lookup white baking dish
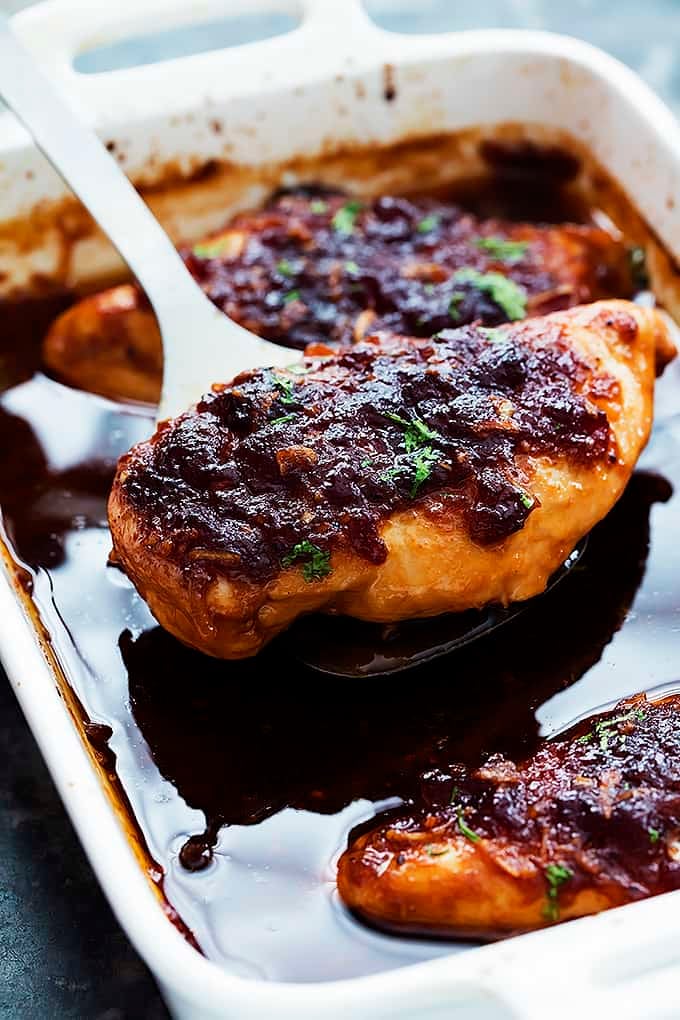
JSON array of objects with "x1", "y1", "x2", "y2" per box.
[{"x1": 3, "y1": 2, "x2": 680, "y2": 1018}]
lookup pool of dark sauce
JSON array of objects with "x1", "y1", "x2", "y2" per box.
[{"x1": 2, "y1": 168, "x2": 680, "y2": 983}]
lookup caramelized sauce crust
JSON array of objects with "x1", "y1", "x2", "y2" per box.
[
  {"x1": 118, "y1": 320, "x2": 614, "y2": 584},
  {"x1": 358, "y1": 693, "x2": 680, "y2": 905}
]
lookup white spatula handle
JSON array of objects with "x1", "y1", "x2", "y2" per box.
[{"x1": 0, "y1": 13, "x2": 203, "y2": 332}]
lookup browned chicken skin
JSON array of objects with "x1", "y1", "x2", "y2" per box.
[
  {"x1": 108, "y1": 301, "x2": 673, "y2": 659},
  {"x1": 338, "y1": 693, "x2": 680, "y2": 938},
  {"x1": 44, "y1": 190, "x2": 635, "y2": 403}
]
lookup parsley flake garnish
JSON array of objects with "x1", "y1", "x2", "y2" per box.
[
  {"x1": 417, "y1": 214, "x2": 440, "y2": 234},
  {"x1": 310, "y1": 199, "x2": 328, "y2": 214},
  {"x1": 519, "y1": 491, "x2": 535, "y2": 510},
  {"x1": 384, "y1": 412, "x2": 441, "y2": 497},
  {"x1": 479, "y1": 326, "x2": 506, "y2": 343},
  {"x1": 283, "y1": 289, "x2": 301, "y2": 304},
  {"x1": 272, "y1": 374, "x2": 297, "y2": 405},
  {"x1": 476, "y1": 236, "x2": 529, "y2": 263},
  {"x1": 277, "y1": 259, "x2": 294, "y2": 277},
  {"x1": 281, "y1": 540, "x2": 331, "y2": 582},
  {"x1": 452, "y1": 267, "x2": 527, "y2": 321},
  {"x1": 410, "y1": 447, "x2": 439, "y2": 497},
  {"x1": 543, "y1": 863, "x2": 572, "y2": 922},
  {"x1": 593, "y1": 709, "x2": 645, "y2": 751},
  {"x1": 344, "y1": 260, "x2": 360, "y2": 275},
  {"x1": 457, "y1": 809, "x2": 480, "y2": 844},
  {"x1": 192, "y1": 237, "x2": 231, "y2": 259},
  {"x1": 385, "y1": 412, "x2": 439, "y2": 453},
  {"x1": 449, "y1": 290, "x2": 465, "y2": 322},
  {"x1": 271, "y1": 413, "x2": 297, "y2": 426},
  {"x1": 649, "y1": 827, "x2": 661, "y2": 844},
  {"x1": 332, "y1": 200, "x2": 363, "y2": 234}
]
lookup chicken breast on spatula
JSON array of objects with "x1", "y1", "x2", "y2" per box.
[{"x1": 108, "y1": 300, "x2": 674, "y2": 659}]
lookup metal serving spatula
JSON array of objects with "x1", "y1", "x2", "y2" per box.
[
  {"x1": 0, "y1": 16, "x2": 588, "y2": 678},
  {"x1": 0, "y1": 15, "x2": 297, "y2": 422},
  {"x1": 286, "y1": 541, "x2": 587, "y2": 677}
]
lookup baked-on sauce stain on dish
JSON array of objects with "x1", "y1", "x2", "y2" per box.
[{"x1": 1, "y1": 174, "x2": 680, "y2": 980}]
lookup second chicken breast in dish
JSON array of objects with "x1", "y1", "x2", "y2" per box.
[
  {"x1": 337, "y1": 693, "x2": 680, "y2": 937},
  {"x1": 108, "y1": 300, "x2": 674, "y2": 659},
  {"x1": 44, "y1": 190, "x2": 635, "y2": 403}
]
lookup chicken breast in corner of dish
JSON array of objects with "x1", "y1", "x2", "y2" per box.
[
  {"x1": 108, "y1": 300, "x2": 675, "y2": 659},
  {"x1": 337, "y1": 693, "x2": 680, "y2": 938}
]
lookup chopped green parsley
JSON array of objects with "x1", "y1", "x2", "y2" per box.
[
  {"x1": 649, "y1": 827, "x2": 661, "y2": 844},
  {"x1": 457, "y1": 810, "x2": 480, "y2": 844},
  {"x1": 543, "y1": 863, "x2": 573, "y2": 922},
  {"x1": 417, "y1": 214, "x2": 440, "y2": 234},
  {"x1": 476, "y1": 236, "x2": 529, "y2": 263},
  {"x1": 452, "y1": 267, "x2": 527, "y2": 321},
  {"x1": 192, "y1": 237, "x2": 231, "y2": 259},
  {"x1": 277, "y1": 259, "x2": 295, "y2": 277},
  {"x1": 283, "y1": 289, "x2": 301, "y2": 304},
  {"x1": 272, "y1": 374, "x2": 297, "y2": 405},
  {"x1": 310, "y1": 199, "x2": 328, "y2": 214},
  {"x1": 448, "y1": 290, "x2": 465, "y2": 321},
  {"x1": 410, "y1": 447, "x2": 439, "y2": 497},
  {"x1": 384, "y1": 412, "x2": 441, "y2": 497},
  {"x1": 332, "y1": 200, "x2": 363, "y2": 234},
  {"x1": 271, "y1": 413, "x2": 297, "y2": 426},
  {"x1": 281, "y1": 540, "x2": 331, "y2": 582},
  {"x1": 385, "y1": 411, "x2": 439, "y2": 453},
  {"x1": 519, "y1": 491, "x2": 535, "y2": 510},
  {"x1": 344, "y1": 260, "x2": 360, "y2": 275},
  {"x1": 285, "y1": 362, "x2": 311, "y2": 375},
  {"x1": 576, "y1": 708, "x2": 645, "y2": 750},
  {"x1": 479, "y1": 327, "x2": 507, "y2": 343}
]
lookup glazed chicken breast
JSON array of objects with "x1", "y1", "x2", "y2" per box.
[
  {"x1": 45, "y1": 190, "x2": 635, "y2": 402},
  {"x1": 337, "y1": 693, "x2": 680, "y2": 937},
  {"x1": 108, "y1": 300, "x2": 673, "y2": 659}
]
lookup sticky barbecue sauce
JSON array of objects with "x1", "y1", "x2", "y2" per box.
[
  {"x1": 1, "y1": 178, "x2": 679, "y2": 983},
  {"x1": 117, "y1": 321, "x2": 614, "y2": 585}
]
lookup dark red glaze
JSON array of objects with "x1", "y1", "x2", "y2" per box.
[
  {"x1": 117, "y1": 321, "x2": 613, "y2": 584},
  {"x1": 371, "y1": 692, "x2": 680, "y2": 903},
  {"x1": 2, "y1": 166, "x2": 678, "y2": 977},
  {"x1": 181, "y1": 190, "x2": 633, "y2": 349}
]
